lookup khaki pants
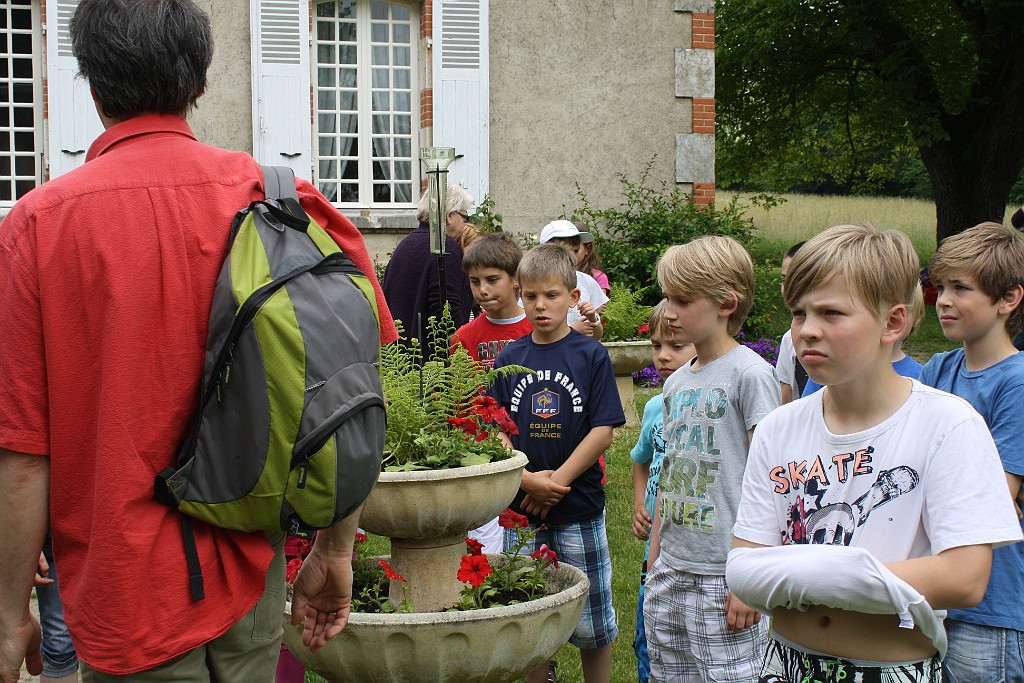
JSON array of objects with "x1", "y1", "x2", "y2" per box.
[{"x1": 82, "y1": 532, "x2": 286, "y2": 683}]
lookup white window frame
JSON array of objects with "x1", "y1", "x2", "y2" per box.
[
  {"x1": 0, "y1": 0, "x2": 42, "y2": 209},
  {"x1": 312, "y1": 0, "x2": 419, "y2": 210}
]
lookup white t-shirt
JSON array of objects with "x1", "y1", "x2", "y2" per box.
[
  {"x1": 734, "y1": 380, "x2": 1022, "y2": 561},
  {"x1": 776, "y1": 329, "x2": 797, "y2": 387},
  {"x1": 566, "y1": 271, "x2": 610, "y2": 326}
]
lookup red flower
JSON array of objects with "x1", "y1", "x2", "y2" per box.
[
  {"x1": 448, "y1": 415, "x2": 479, "y2": 436},
  {"x1": 637, "y1": 324, "x2": 650, "y2": 335},
  {"x1": 378, "y1": 559, "x2": 406, "y2": 582},
  {"x1": 285, "y1": 557, "x2": 303, "y2": 584},
  {"x1": 475, "y1": 429, "x2": 489, "y2": 442},
  {"x1": 498, "y1": 508, "x2": 530, "y2": 529},
  {"x1": 530, "y1": 543, "x2": 559, "y2": 569},
  {"x1": 457, "y1": 554, "x2": 493, "y2": 587},
  {"x1": 354, "y1": 532, "x2": 367, "y2": 544},
  {"x1": 464, "y1": 537, "x2": 485, "y2": 556}
]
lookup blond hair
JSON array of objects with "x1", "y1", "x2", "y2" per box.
[
  {"x1": 647, "y1": 300, "x2": 672, "y2": 339},
  {"x1": 657, "y1": 235, "x2": 755, "y2": 336},
  {"x1": 784, "y1": 223, "x2": 919, "y2": 324},
  {"x1": 929, "y1": 222, "x2": 1024, "y2": 337},
  {"x1": 518, "y1": 243, "x2": 577, "y2": 292},
  {"x1": 906, "y1": 282, "x2": 925, "y2": 337}
]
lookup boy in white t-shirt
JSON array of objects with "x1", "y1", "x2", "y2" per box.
[
  {"x1": 538, "y1": 220, "x2": 609, "y2": 340},
  {"x1": 727, "y1": 223, "x2": 1022, "y2": 682}
]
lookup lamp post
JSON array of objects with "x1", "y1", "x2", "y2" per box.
[{"x1": 420, "y1": 147, "x2": 456, "y2": 314}]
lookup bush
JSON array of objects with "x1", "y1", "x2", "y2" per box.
[{"x1": 565, "y1": 157, "x2": 781, "y2": 340}]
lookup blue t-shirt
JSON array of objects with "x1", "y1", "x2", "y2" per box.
[
  {"x1": 802, "y1": 354, "x2": 923, "y2": 397},
  {"x1": 490, "y1": 330, "x2": 626, "y2": 525},
  {"x1": 920, "y1": 348, "x2": 1024, "y2": 630},
  {"x1": 630, "y1": 393, "x2": 665, "y2": 558}
]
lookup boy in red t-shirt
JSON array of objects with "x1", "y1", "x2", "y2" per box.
[{"x1": 453, "y1": 232, "x2": 534, "y2": 369}]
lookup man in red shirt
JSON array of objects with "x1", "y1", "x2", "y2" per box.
[{"x1": 0, "y1": 1, "x2": 396, "y2": 681}]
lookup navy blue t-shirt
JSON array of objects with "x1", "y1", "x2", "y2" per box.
[{"x1": 490, "y1": 330, "x2": 626, "y2": 524}]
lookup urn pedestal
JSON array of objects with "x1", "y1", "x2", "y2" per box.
[{"x1": 602, "y1": 340, "x2": 652, "y2": 428}]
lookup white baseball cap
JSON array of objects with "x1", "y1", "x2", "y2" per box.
[{"x1": 538, "y1": 219, "x2": 593, "y2": 244}]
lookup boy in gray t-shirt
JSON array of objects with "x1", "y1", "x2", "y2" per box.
[{"x1": 646, "y1": 236, "x2": 780, "y2": 683}]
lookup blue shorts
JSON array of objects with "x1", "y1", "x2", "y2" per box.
[
  {"x1": 38, "y1": 535, "x2": 79, "y2": 678},
  {"x1": 504, "y1": 512, "x2": 617, "y2": 649}
]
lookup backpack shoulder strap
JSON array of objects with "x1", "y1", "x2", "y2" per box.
[{"x1": 259, "y1": 165, "x2": 308, "y2": 228}]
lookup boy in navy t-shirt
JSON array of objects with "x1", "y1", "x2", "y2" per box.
[{"x1": 490, "y1": 243, "x2": 625, "y2": 683}]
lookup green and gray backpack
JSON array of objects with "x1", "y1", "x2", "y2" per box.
[{"x1": 156, "y1": 166, "x2": 384, "y2": 601}]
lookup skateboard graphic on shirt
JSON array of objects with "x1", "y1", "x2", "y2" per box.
[{"x1": 805, "y1": 466, "x2": 920, "y2": 546}]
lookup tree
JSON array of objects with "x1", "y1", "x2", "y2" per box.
[{"x1": 717, "y1": 0, "x2": 1024, "y2": 242}]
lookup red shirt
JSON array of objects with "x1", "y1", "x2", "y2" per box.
[
  {"x1": 453, "y1": 314, "x2": 534, "y2": 368},
  {"x1": 0, "y1": 115, "x2": 396, "y2": 673}
]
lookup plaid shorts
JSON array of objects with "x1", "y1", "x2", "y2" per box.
[
  {"x1": 643, "y1": 560, "x2": 767, "y2": 683},
  {"x1": 504, "y1": 511, "x2": 617, "y2": 649},
  {"x1": 759, "y1": 634, "x2": 941, "y2": 683}
]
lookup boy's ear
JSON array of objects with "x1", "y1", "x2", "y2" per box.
[
  {"x1": 718, "y1": 292, "x2": 739, "y2": 319},
  {"x1": 999, "y1": 283, "x2": 1024, "y2": 316},
  {"x1": 881, "y1": 303, "x2": 910, "y2": 345},
  {"x1": 570, "y1": 288, "x2": 581, "y2": 307}
]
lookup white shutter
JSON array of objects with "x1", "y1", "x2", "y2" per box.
[
  {"x1": 46, "y1": 0, "x2": 103, "y2": 179},
  {"x1": 251, "y1": 0, "x2": 312, "y2": 178},
  {"x1": 432, "y1": 0, "x2": 488, "y2": 203}
]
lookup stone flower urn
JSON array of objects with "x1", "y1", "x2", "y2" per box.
[
  {"x1": 283, "y1": 558, "x2": 588, "y2": 682},
  {"x1": 282, "y1": 451, "x2": 592, "y2": 682},
  {"x1": 602, "y1": 340, "x2": 652, "y2": 428}
]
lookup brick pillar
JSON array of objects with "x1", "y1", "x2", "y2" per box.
[{"x1": 692, "y1": 11, "x2": 714, "y2": 206}]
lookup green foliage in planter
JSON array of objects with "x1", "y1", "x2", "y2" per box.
[
  {"x1": 380, "y1": 308, "x2": 529, "y2": 471},
  {"x1": 600, "y1": 286, "x2": 653, "y2": 342}
]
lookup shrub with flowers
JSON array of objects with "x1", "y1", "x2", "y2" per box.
[
  {"x1": 737, "y1": 331, "x2": 781, "y2": 366},
  {"x1": 455, "y1": 509, "x2": 559, "y2": 610},
  {"x1": 601, "y1": 286, "x2": 654, "y2": 342},
  {"x1": 381, "y1": 308, "x2": 528, "y2": 471}
]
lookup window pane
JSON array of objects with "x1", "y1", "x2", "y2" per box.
[
  {"x1": 372, "y1": 68, "x2": 389, "y2": 88},
  {"x1": 317, "y1": 90, "x2": 336, "y2": 110},
  {"x1": 394, "y1": 92, "x2": 410, "y2": 112},
  {"x1": 392, "y1": 3, "x2": 410, "y2": 21},
  {"x1": 317, "y1": 20, "x2": 335, "y2": 41},
  {"x1": 372, "y1": 114, "x2": 390, "y2": 134},
  {"x1": 395, "y1": 183, "x2": 412, "y2": 203},
  {"x1": 393, "y1": 46, "x2": 410, "y2": 67},
  {"x1": 394, "y1": 68, "x2": 410, "y2": 89},
  {"x1": 338, "y1": 90, "x2": 356, "y2": 111},
  {"x1": 394, "y1": 138, "x2": 411, "y2": 158},
  {"x1": 395, "y1": 160, "x2": 411, "y2": 180},
  {"x1": 393, "y1": 24, "x2": 410, "y2": 44},
  {"x1": 339, "y1": 22, "x2": 357, "y2": 41},
  {"x1": 338, "y1": 183, "x2": 358, "y2": 202},
  {"x1": 371, "y1": 1, "x2": 388, "y2": 20},
  {"x1": 317, "y1": 44, "x2": 336, "y2": 63},
  {"x1": 316, "y1": 2, "x2": 335, "y2": 18},
  {"x1": 338, "y1": 0, "x2": 356, "y2": 19},
  {"x1": 371, "y1": 92, "x2": 389, "y2": 111},
  {"x1": 317, "y1": 113, "x2": 337, "y2": 134},
  {"x1": 339, "y1": 45, "x2": 356, "y2": 64},
  {"x1": 338, "y1": 114, "x2": 358, "y2": 134},
  {"x1": 373, "y1": 183, "x2": 391, "y2": 202},
  {"x1": 339, "y1": 68, "x2": 356, "y2": 87},
  {"x1": 371, "y1": 137, "x2": 390, "y2": 157},
  {"x1": 394, "y1": 115, "x2": 411, "y2": 135},
  {"x1": 318, "y1": 67, "x2": 337, "y2": 87},
  {"x1": 371, "y1": 22, "x2": 387, "y2": 43},
  {"x1": 371, "y1": 45, "x2": 388, "y2": 65}
]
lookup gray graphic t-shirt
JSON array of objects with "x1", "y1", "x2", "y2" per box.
[{"x1": 657, "y1": 344, "x2": 779, "y2": 574}]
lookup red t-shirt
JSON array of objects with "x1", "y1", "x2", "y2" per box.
[
  {"x1": 453, "y1": 314, "x2": 534, "y2": 368},
  {"x1": 0, "y1": 115, "x2": 396, "y2": 673}
]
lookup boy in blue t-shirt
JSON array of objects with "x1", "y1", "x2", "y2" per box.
[
  {"x1": 918, "y1": 222, "x2": 1024, "y2": 682},
  {"x1": 630, "y1": 299, "x2": 695, "y2": 683},
  {"x1": 490, "y1": 243, "x2": 626, "y2": 683}
]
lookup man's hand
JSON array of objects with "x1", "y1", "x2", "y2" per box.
[
  {"x1": 289, "y1": 547, "x2": 354, "y2": 652},
  {"x1": 0, "y1": 612, "x2": 41, "y2": 683},
  {"x1": 632, "y1": 506, "x2": 652, "y2": 541},
  {"x1": 725, "y1": 591, "x2": 761, "y2": 632}
]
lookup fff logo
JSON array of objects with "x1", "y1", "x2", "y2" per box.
[{"x1": 531, "y1": 390, "x2": 560, "y2": 419}]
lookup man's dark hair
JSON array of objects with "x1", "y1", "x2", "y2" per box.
[{"x1": 71, "y1": 0, "x2": 213, "y2": 119}]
